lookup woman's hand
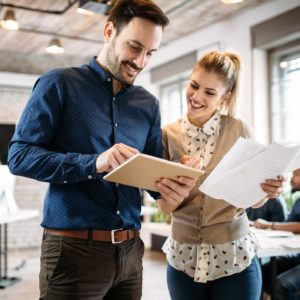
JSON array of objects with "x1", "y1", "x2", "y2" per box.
[
  {"x1": 180, "y1": 155, "x2": 202, "y2": 169},
  {"x1": 156, "y1": 176, "x2": 197, "y2": 208},
  {"x1": 252, "y1": 176, "x2": 285, "y2": 208},
  {"x1": 260, "y1": 175, "x2": 285, "y2": 199}
]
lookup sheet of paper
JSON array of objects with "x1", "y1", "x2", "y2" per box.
[
  {"x1": 286, "y1": 151, "x2": 300, "y2": 172},
  {"x1": 251, "y1": 228, "x2": 294, "y2": 238},
  {"x1": 200, "y1": 138, "x2": 300, "y2": 208}
]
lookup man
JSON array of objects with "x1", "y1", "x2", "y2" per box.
[
  {"x1": 246, "y1": 197, "x2": 286, "y2": 223},
  {"x1": 253, "y1": 168, "x2": 300, "y2": 300},
  {"x1": 7, "y1": 1, "x2": 195, "y2": 299}
]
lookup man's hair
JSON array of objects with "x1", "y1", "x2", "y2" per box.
[{"x1": 108, "y1": 0, "x2": 169, "y2": 34}]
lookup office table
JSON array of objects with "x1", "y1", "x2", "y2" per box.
[{"x1": 0, "y1": 209, "x2": 39, "y2": 289}]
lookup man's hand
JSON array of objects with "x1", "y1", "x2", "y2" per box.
[
  {"x1": 96, "y1": 143, "x2": 138, "y2": 173},
  {"x1": 253, "y1": 218, "x2": 271, "y2": 230},
  {"x1": 156, "y1": 176, "x2": 197, "y2": 207}
]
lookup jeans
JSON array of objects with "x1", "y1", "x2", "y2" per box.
[
  {"x1": 39, "y1": 233, "x2": 144, "y2": 300},
  {"x1": 277, "y1": 264, "x2": 300, "y2": 300},
  {"x1": 167, "y1": 256, "x2": 262, "y2": 300}
]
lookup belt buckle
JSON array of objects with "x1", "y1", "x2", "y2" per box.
[{"x1": 111, "y1": 228, "x2": 123, "y2": 244}]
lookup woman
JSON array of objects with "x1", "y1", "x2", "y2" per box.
[{"x1": 155, "y1": 51, "x2": 284, "y2": 300}]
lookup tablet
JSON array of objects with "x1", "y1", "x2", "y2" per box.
[{"x1": 103, "y1": 153, "x2": 203, "y2": 192}]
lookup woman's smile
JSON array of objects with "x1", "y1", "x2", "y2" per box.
[{"x1": 189, "y1": 98, "x2": 205, "y2": 110}]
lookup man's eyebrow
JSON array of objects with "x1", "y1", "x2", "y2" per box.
[{"x1": 129, "y1": 40, "x2": 158, "y2": 52}]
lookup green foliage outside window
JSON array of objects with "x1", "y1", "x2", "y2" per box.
[
  {"x1": 281, "y1": 190, "x2": 300, "y2": 213},
  {"x1": 150, "y1": 201, "x2": 172, "y2": 224}
]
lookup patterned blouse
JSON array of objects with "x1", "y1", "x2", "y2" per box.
[{"x1": 162, "y1": 111, "x2": 258, "y2": 283}]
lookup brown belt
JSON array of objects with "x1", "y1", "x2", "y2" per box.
[{"x1": 44, "y1": 228, "x2": 139, "y2": 244}]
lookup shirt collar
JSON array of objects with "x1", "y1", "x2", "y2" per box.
[
  {"x1": 88, "y1": 57, "x2": 111, "y2": 84},
  {"x1": 88, "y1": 57, "x2": 134, "y2": 92},
  {"x1": 184, "y1": 110, "x2": 221, "y2": 137}
]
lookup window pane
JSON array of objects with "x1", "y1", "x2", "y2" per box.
[
  {"x1": 160, "y1": 78, "x2": 188, "y2": 126},
  {"x1": 271, "y1": 52, "x2": 300, "y2": 145}
]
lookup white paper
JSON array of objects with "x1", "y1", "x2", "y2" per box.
[
  {"x1": 251, "y1": 228, "x2": 294, "y2": 238},
  {"x1": 200, "y1": 138, "x2": 300, "y2": 208}
]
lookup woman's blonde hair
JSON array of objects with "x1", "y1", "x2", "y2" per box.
[{"x1": 194, "y1": 50, "x2": 241, "y2": 117}]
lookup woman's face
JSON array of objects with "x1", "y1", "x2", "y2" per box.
[{"x1": 186, "y1": 67, "x2": 229, "y2": 127}]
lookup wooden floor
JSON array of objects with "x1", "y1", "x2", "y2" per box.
[{"x1": 0, "y1": 247, "x2": 170, "y2": 300}]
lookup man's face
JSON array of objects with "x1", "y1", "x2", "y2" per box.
[
  {"x1": 291, "y1": 168, "x2": 300, "y2": 192},
  {"x1": 104, "y1": 17, "x2": 163, "y2": 85}
]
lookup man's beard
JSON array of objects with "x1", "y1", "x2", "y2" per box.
[
  {"x1": 292, "y1": 188, "x2": 300, "y2": 194},
  {"x1": 105, "y1": 43, "x2": 141, "y2": 85}
]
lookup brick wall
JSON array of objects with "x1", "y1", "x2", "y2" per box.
[
  {"x1": 0, "y1": 84, "x2": 47, "y2": 249},
  {"x1": 0, "y1": 54, "x2": 88, "y2": 249},
  {"x1": 8, "y1": 177, "x2": 47, "y2": 249}
]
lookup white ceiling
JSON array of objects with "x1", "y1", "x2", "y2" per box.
[{"x1": 0, "y1": 0, "x2": 274, "y2": 58}]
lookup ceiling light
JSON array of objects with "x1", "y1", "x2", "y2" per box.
[
  {"x1": 280, "y1": 61, "x2": 288, "y2": 69},
  {"x1": 46, "y1": 38, "x2": 64, "y2": 54},
  {"x1": 77, "y1": 0, "x2": 112, "y2": 15},
  {"x1": 0, "y1": 9, "x2": 19, "y2": 31},
  {"x1": 220, "y1": 0, "x2": 244, "y2": 4}
]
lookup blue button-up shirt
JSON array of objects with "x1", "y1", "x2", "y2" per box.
[{"x1": 8, "y1": 57, "x2": 162, "y2": 230}]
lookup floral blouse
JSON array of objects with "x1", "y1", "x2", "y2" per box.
[{"x1": 162, "y1": 111, "x2": 259, "y2": 283}]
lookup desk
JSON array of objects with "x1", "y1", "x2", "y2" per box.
[
  {"x1": 255, "y1": 229, "x2": 300, "y2": 300},
  {"x1": 0, "y1": 209, "x2": 39, "y2": 289}
]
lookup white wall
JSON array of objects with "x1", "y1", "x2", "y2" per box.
[
  {"x1": 0, "y1": 72, "x2": 38, "y2": 88},
  {"x1": 136, "y1": 0, "x2": 300, "y2": 141}
]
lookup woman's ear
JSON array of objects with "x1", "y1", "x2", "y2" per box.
[
  {"x1": 103, "y1": 21, "x2": 115, "y2": 42},
  {"x1": 224, "y1": 91, "x2": 231, "y2": 102}
]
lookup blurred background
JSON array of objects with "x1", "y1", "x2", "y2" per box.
[{"x1": 0, "y1": 0, "x2": 300, "y2": 299}]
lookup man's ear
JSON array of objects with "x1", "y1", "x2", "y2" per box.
[{"x1": 103, "y1": 21, "x2": 115, "y2": 42}]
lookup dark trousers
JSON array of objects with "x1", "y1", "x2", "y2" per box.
[
  {"x1": 39, "y1": 233, "x2": 144, "y2": 300},
  {"x1": 277, "y1": 264, "x2": 300, "y2": 300},
  {"x1": 167, "y1": 256, "x2": 262, "y2": 300},
  {"x1": 262, "y1": 254, "x2": 300, "y2": 300}
]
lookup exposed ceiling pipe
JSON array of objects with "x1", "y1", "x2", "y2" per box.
[
  {"x1": 19, "y1": 27, "x2": 102, "y2": 44},
  {"x1": 165, "y1": 0, "x2": 194, "y2": 15},
  {"x1": 0, "y1": 1, "x2": 102, "y2": 44},
  {"x1": 0, "y1": 0, "x2": 77, "y2": 15}
]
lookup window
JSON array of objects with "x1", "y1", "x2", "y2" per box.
[
  {"x1": 251, "y1": 6, "x2": 300, "y2": 145},
  {"x1": 270, "y1": 45, "x2": 300, "y2": 145},
  {"x1": 160, "y1": 78, "x2": 188, "y2": 126}
]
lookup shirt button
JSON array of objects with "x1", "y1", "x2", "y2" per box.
[
  {"x1": 115, "y1": 123, "x2": 118, "y2": 127},
  {"x1": 107, "y1": 77, "x2": 111, "y2": 82},
  {"x1": 115, "y1": 183, "x2": 119, "y2": 187},
  {"x1": 112, "y1": 97, "x2": 116, "y2": 101},
  {"x1": 63, "y1": 180, "x2": 68, "y2": 184},
  {"x1": 88, "y1": 175, "x2": 92, "y2": 179},
  {"x1": 116, "y1": 210, "x2": 120, "y2": 215}
]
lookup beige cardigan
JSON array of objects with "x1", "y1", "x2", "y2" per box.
[{"x1": 162, "y1": 115, "x2": 253, "y2": 245}]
